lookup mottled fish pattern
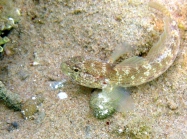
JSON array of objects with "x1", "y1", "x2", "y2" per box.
[{"x1": 61, "y1": 2, "x2": 180, "y2": 89}]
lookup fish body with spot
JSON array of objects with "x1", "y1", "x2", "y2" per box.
[{"x1": 61, "y1": 3, "x2": 180, "y2": 89}]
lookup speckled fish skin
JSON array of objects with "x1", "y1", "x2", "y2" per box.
[{"x1": 61, "y1": 3, "x2": 180, "y2": 89}]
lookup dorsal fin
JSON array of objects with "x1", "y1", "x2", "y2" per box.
[
  {"x1": 108, "y1": 42, "x2": 135, "y2": 63},
  {"x1": 115, "y1": 56, "x2": 146, "y2": 68},
  {"x1": 148, "y1": 2, "x2": 170, "y2": 17}
]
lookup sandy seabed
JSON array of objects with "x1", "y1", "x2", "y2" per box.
[{"x1": 0, "y1": 0, "x2": 187, "y2": 138}]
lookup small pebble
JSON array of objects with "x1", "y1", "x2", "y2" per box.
[
  {"x1": 49, "y1": 80, "x2": 66, "y2": 90},
  {"x1": 18, "y1": 70, "x2": 29, "y2": 80},
  {"x1": 57, "y1": 92, "x2": 68, "y2": 99},
  {"x1": 7, "y1": 121, "x2": 19, "y2": 132},
  {"x1": 167, "y1": 99, "x2": 178, "y2": 110}
]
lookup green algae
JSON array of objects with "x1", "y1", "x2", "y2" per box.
[
  {"x1": 0, "y1": 0, "x2": 20, "y2": 24},
  {"x1": 0, "y1": 37, "x2": 10, "y2": 52},
  {"x1": 0, "y1": 0, "x2": 20, "y2": 56},
  {"x1": 0, "y1": 37, "x2": 9, "y2": 45}
]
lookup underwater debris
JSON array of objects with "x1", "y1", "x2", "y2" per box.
[
  {"x1": 7, "y1": 121, "x2": 19, "y2": 132},
  {"x1": 49, "y1": 79, "x2": 66, "y2": 90},
  {"x1": 115, "y1": 117, "x2": 153, "y2": 139},
  {"x1": 0, "y1": 81, "x2": 45, "y2": 120},
  {"x1": 0, "y1": 81, "x2": 22, "y2": 111},
  {"x1": 21, "y1": 94, "x2": 44, "y2": 120},
  {"x1": 30, "y1": 52, "x2": 40, "y2": 66}
]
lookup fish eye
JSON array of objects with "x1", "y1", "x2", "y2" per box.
[{"x1": 73, "y1": 68, "x2": 79, "y2": 72}]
